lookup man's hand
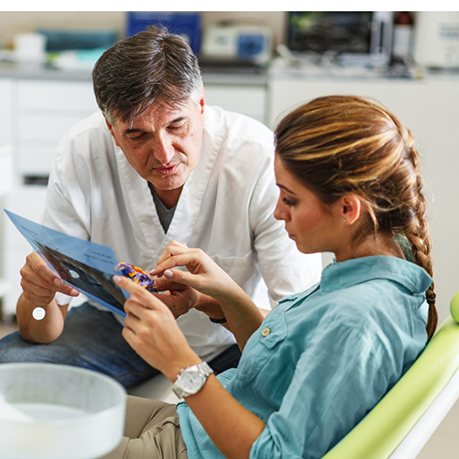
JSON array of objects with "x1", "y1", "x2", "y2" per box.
[
  {"x1": 20, "y1": 252, "x2": 79, "y2": 306},
  {"x1": 151, "y1": 240, "x2": 264, "y2": 350},
  {"x1": 153, "y1": 276, "x2": 226, "y2": 320},
  {"x1": 151, "y1": 277, "x2": 198, "y2": 319},
  {"x1": 16, "y1": 252, "x2": 80, "y2": 344}
]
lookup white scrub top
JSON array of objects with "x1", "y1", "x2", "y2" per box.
[{"x1": 43, "y1": 105, "x2": 322, "y2": 361}]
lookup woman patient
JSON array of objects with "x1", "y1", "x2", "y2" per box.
[{"x1": 105, "y1": 95, "x2": 437, "y2": 459}]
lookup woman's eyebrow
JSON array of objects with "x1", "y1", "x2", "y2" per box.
[{"x1": 277, "y1": 183, "x2": 296, "y2": 195}]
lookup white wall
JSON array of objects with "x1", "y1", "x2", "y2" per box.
[
  {"x1": 0, "y1": 12, "x2": 286, "y2": 48},
  {"x1": 268, "y1": 75, "x2": 459, "y2": 322}
]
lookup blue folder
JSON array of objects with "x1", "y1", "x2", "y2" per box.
[{"x1": 4, "y1": 209, "x2": 129, "y2": 317}]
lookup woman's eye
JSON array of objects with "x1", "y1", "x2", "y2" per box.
[{"x1": 283, "y1": 197, "x2": 296, "y2": 207}]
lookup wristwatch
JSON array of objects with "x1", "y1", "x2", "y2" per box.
[{"x1": 172, "y1": 361, "x2": 214, "y2": 399}]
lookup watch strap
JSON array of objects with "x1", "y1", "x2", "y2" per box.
[{"x1": 172, "y1": 361, "x2": 214, "y2": 399}]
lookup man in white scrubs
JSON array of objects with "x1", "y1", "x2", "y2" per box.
[{"x1": 0, "y1": 26, "x2": 321, "y2": 386}]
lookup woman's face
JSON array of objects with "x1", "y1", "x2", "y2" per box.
[{"x1": 273, "y1": 155, "x2": 344, "y2": 256}]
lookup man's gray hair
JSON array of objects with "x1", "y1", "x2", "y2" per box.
[{"x1": 92, "y1": 25, "x2": 203, "y2": 125}]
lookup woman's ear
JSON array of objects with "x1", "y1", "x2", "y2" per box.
[{"x1": 340, "y1": 194, "x2": 363, "y2": 225}]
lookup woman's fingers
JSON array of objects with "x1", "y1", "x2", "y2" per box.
[
  {"x1": 159, "y1": 267, "x2": 194, "y2": 283},
  {"x1": 113, "y1": 275, "x2": 173, "y2": 319},
  {"x1": 151, "y1": 276, "x2": 184, "y2": 292},
  {"x1": 114, "y1": 275, "x2": 155, "y2": 302},
  {"x1": 153, "y1": 252, "x2": 189, "y2": 274},
  {"x1": 155, "y1": 240, "x2": 189, "y2": 267}
]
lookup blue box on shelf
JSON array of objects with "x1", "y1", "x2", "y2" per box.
[
  {"x1": 37, "y1": 29, "x2": 119, "y2": 52},
  {"x1": 126, "y1": 12, "x2": 201, "y2": 55}
]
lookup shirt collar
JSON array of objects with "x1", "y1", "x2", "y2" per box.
[{"x1": 319, "y1": 256, "x2": 433, "y2": 295}]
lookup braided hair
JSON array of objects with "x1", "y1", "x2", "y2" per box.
[{"x1": 275, "y1": 95, "x2": 437, "y2": 340}]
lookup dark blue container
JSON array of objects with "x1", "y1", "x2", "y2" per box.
[
  {"x1": 37, "y1": 29, "x2": 119, "y2": 52},
  {"x1": 126, "y1": 12, "x2": 202, "y2": 55}
]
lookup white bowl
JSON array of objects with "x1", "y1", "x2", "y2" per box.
[{"x1": 0, "y1": 363, "x2": 126, "y2": 459}]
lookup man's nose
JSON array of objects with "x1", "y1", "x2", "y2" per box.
[{"x1": 153, "y1": 133, "x2": 175, "y2": 164}]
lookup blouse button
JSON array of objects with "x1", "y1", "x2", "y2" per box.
[{"x1": 261, "y1": 327, "x2": 271, "y2": 337}]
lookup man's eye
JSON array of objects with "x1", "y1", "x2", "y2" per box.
[
  {"x1": 129, "y1": 133, "x2": 146, "y2": 141},
  {"x1": 168, "y1": 123, "x2": 185, "y2": 131}
]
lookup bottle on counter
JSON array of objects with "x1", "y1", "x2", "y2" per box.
[{"x1": 392, "y1": 12, "x2": 415, "y2": 64}]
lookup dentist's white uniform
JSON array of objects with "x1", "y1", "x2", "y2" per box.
[{"x1": 43, "y1": 105, "x2": 322, "y2": 361}]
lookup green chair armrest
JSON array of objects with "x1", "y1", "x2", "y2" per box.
[{"x1": 322, "y1": 312, "x2": 459, "y2": 459}]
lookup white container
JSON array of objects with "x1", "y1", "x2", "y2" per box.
[
  {"x1": 392, "y1": 24, "x2": 413, "y2": 59},
  {"x1": 13, "y1": 33, "x2": 47, "y2": 63},
  {"x1": 414, "y1": 12, "x2": 459, "y2": 67},
  {"x1": 0, "y1": 363, "x2": 126, "y2": 459}
]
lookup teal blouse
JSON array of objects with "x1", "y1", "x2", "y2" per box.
[{"x1": 177, "y1": 256, "x2": 432, "y2": 459}]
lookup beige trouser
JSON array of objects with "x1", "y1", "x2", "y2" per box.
[{"x1": 100, "y1": 395, "x2": 188, "y2": 459}]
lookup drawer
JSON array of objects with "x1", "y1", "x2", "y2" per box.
[
  {"x1": 3, "y1": 185, "x2": 48, "y2": 315},
  {"x1": 204, "y1": 85, "x2": 266, "y2": 123},
  {"x1": 17, "y1": 114, "x2": 91, "y2": 142},
  {"x1": 0, "y1": 79, "x2": 13, "y2": 145},
  {"x1": 17, "y1": 146, "x2": 55, "y2": 176},
  {"x1": 16, "y1": 80, "x2": 98, "y2": 112},
  {"x1": 3, "y1": 251, "x2": 27, "y2": 315},
  {"x1": 4, "y1": 185, "x2": 48, "y2": 240}
]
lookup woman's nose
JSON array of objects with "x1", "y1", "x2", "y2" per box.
[{"x1": 273, "y1": 197, "x2": 287, "y2": 221}]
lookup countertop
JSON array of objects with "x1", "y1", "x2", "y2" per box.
[
  {"x1": 268, "y1": 57, "x2": 459, "y2": 83},
  {"x1": 0, "y1": 61, "x2": 268, "y2": 86},
  {"x1": 1, "y1": 59, "x2": 457, "y2": 86}
]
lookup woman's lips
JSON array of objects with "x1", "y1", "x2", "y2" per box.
[{"x1": 154, "y1": 163, "x2": 180, "y2": 176}]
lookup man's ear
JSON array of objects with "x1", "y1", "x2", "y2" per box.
[
  {"x1": 199, "y1": 86, "x2": 205, "y2": 115},
  {"x1": 341, "y1": 194, "x2": 363, "y2": 225},
  {"x1": 104, "y1": 116, "x2": 120, "y2": 147}
]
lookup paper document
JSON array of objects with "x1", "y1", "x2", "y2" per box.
[{"x1": 4, "y1": 209, "x2": 129, "y2": 317}]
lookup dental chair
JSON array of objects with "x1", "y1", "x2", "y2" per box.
[
  {"x1": 322, "y1": 289, "x2": 459, "y2": 459},
  {"x1": 128, "y1": 290, "x2": 459, "y2": 458}
]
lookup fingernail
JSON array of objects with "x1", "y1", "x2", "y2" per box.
[
  {"x1": 113, "y1": 275, "x2": 123, "y2": 283},
  {"x1": 71, "y1": 289, "x2": 79, "y2": 296},
  {"x1": 164, "y1": 270, "x2": 173, "y2": 279},
  {"x1": 54, "y1": 278, "x2": 63, "y2": 286}
]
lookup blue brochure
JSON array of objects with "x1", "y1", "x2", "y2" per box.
[{"x1": 4, "y1": 209, "x2": 129, "y2": 318}]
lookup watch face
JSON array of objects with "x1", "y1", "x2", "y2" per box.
[{"x1": 181, "y1": 371, "x2": 204, "y2": 392}]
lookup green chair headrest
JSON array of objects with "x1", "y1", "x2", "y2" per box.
[{"x1": 450, "y1": 290, "x2": 459, "y2": 323}]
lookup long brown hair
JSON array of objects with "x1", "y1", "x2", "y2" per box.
[{"x1": 275, "y1": 95, "x2": 437, "y2": 340}]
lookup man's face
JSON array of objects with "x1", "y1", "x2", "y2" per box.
[{"x1": 105, "y1": 89, "x2": 205, "y2": 207}]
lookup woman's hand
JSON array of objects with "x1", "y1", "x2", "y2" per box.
[
  {"x1": 151, "y1": 240, "x2": 239, "y2": 301},
  {"x1": 114, "y1": 275, "x2": 201, "y2": 381},
  {"x1": 151, "y1": 241, "x2": 264, "y2": 349}
]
